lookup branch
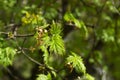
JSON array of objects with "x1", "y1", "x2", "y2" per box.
[
  {"x1": 65, "y1": 22, "x2": 95, "y2": 28},
  {"x1": 0, "y1": 31, "x2": 35, "y2": 37},
  {"x1": 14, "y1": 33, "x2": 35, "y2": 37},
  {"x1": 18, "y1": 47, "x2": 43, "y2": 66},
  {"x1": 11, "y1": 33, "x2": 57, "y2": 73}
]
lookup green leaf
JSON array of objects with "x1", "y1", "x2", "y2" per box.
[
  {"x1": 74, "y1": 19, "x2": 82, "y2": 28},
  {"x1": 36, "y1": 73, "x2": 52, "y2": 80},
  {"x1": 49, "y1": 21, "x2": 65, "y2": 55},
  {"x1": 79, "y1": 21, "x2": 88, "y2": 38},
  {"x1": 64, "y1": 12, "x2": 75, "y2": 21},
  {"x1": 64, "y1": 12, "x2": 81, "y2": 28},
  {"x1": 36, "y1": 74, "x2": 48, "y2": 80},
  {"x1": 74, "y1": 20, "x2": 88, "y2": 38},
  {"x1": 21, "y1": 11, "x2": 49, "y2": 29},
  {"x1": 49, "y1": 35, "x2": 65, "y2": 55},
  {"x1": 47, "y1": 73, "x2": 52, "y2": 80},
  {"x1": 0, "y1": 47, "x2": 16, "y2": 66},
  {"x1": 50, "y1": 21, "x2": 62, "y2": 35},
  {"x1": 66, "y1": 52, "x2": 86, "y2": 74},
  {"x1": 51, "y1": 70, "x2": 57, "y2": 77},
  {"x1": 40, "y1": 45, "x2": 49, "y2": 65},
  {"x1": 41, "y1": 35, "x2": 50, "y2": 46},
  {"x1": 64, "y1": 12, "x2": 88, "y2": 37},
  {"x1": 40, "y1": 35, "x2": 50, "y2": 65}
]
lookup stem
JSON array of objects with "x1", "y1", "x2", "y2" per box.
[{"x1": 19, "y1": 47, "x2": 43, "y2": 66}]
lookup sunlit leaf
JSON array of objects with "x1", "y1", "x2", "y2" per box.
[
  {"x1": 66, "y1": 52, "x2": 86, "y2": 74},
  {"x1": 49, "y1": 21, "x2": 65, "y2": 55},
  {"x1": 36, "y1": 73, "x2": 52, "y2": 80},
  {"x1": 64, "y1": 12, "x2": 88, "y2": 37},
  {"x1": 0, "y1": 47, "x2": 16, "y2": 66},
  {"x1": 40, "y1": 45, "x2": 49, "y2": 65},
  {"x1": 50, "y1": 21, "x2": 62, "y2": 35},
  {"x1": 64, "y1": 12, "x2": 75, "y2": 21},
  {"x1": 36, "y1": 74, "x2": 48, "y2": 80}
]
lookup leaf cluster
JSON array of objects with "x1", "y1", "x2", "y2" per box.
[{"x1": 0, "y1": 47, "x2": 16, "y2": 66}]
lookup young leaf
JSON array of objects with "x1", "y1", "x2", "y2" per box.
[
  {"x1": 0, "y1": 47, "x2": 16, "y2": 66},
  {"x1": 64, "y1": 12, "x2": 75, "y2": 21},
  {"x1": 40, "y1": 45, "x2": 49, "y2": 65},
  {"x1": 36, "y1": 73, "x2": 52, "y2": 80},
  {"x1": 50, "y1": 21, "x2": 62, "y2": 35},
  {"x1": 66, "y1": 52, "x2": 86, "y2": 74},
  {"x1": 49, "y1": 21, "x2": 65, "y2": 55},
  {"x1": 74, "y1": 19, "x2": 82, "y2": 28},
  {"x1": 49, "y1": 34, "x2": 65, "y2": 55},
  {"x1": 64, "y1": 12, "x2": 88, "y2": 37},
  {"x1": 40, "y1": 35, "x2": 50, "y2": 65},
  {"x1": 47, "y1": 73, "x2": 52, "y2": 80},
  {"x1": 21, "y1": 11, "x2": 49, "y2": 29},
  {"x1": 64, "y1": 12, "x2": 81, "y2": 28},
  {"x1": 79, "y1": 21, "x2": 88, "y2": 38},
  {"x1": 36, "y1": 74, "x2": 48, "y2": 80}
]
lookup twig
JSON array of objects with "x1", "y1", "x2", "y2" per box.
[
  {"x1": 65, "y1": 23, "x2": 95, "y2": 28},
  {"x1": 18, "y1": 47, "x2": 43, "y2": 66},
  {"x1": 14, "y1": 33, "x2": 34, "y2": 37},
  {"x1": 0, "y1": 31, "x2": 34, "y2": 37}
]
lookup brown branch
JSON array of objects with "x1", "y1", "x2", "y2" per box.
[
  {"x1": 0, "y1": 31, "x2": 35, "y2": 37},
  {"x1": 19, "y1": 47, "x2": 57, "y2": 73},
  {"x1": 65, "y1": 23, "x2": 95, "y2": 28},
  {"x1": 18, "y1": 47, "x2": 43, "y2": 66},
  {"x1": 14, "y1": 33, "x2": 35, "y2": 37}
]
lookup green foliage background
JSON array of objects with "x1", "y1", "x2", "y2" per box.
[{"x1": 0, "y1": 0, "x2": 120, "y2": 80}]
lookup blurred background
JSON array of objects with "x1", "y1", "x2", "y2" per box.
[{"x1": 0, "y1": 0, "x2": 120, "y2": 80}]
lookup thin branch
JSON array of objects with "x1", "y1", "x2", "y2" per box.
[
  {"x1": 14, "y1": 36, "x2": 44, "y2": 66},
  {"x1": 0, "y1": 31, "x2": 35, "y2": 37},
  {"x1": 19, "y1": 47, "x2": 57, "y2": 72},
  {"x1": 14, "y1": 33, "x2": 35, "y2": 37},
  {"x1": 65, "y1": 23, "x2": 95, "y2": 28},
  {"x1": 18, "y1": 47, "x2": 43, "y2": 66}
]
